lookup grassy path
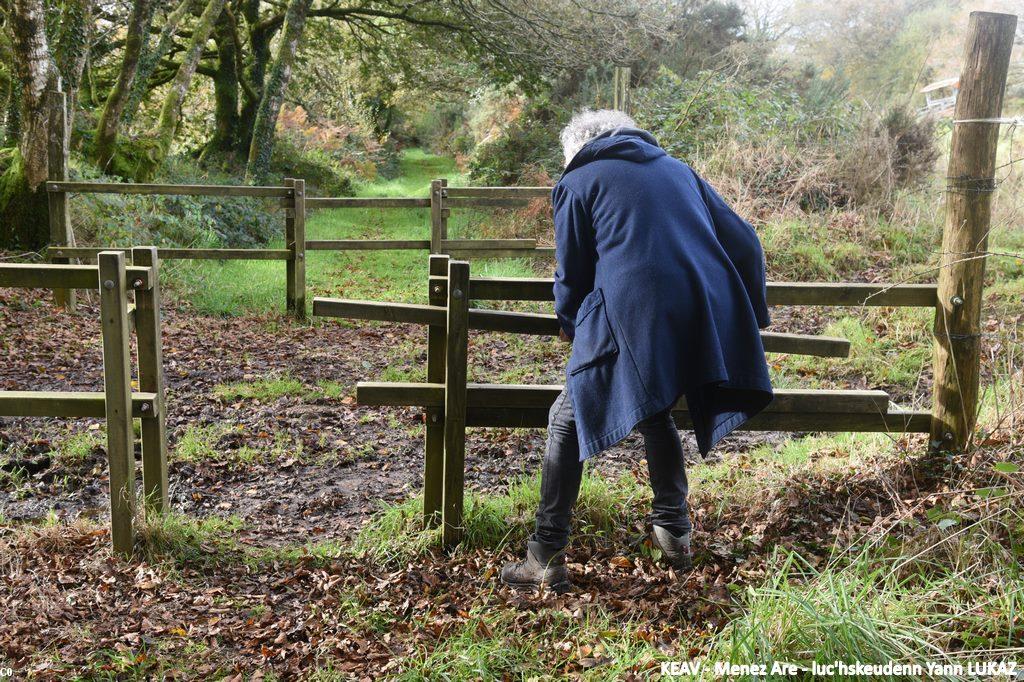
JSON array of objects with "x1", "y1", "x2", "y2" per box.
[{"x1": 169, "y1": 149, "x2": 542, "y2": 315}]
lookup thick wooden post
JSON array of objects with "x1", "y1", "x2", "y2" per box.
[
  {"x1": 424, "y1": 254, "x2": 450, "y2": 527},
  {"x1": 430, "y1": 178, "x2": 448, "y2": 254},
  {"x1": 284, "y1": 178, "x2": 299, "y2": 316},
  {"x1": 442, "y1": 260, "x2": 470, "y2": 547},
  {"x1": 930, "y1": 11, "x2": 1017, "y2": 452},
  {"x1": 131, "y1": 247, "x2": 168, "y2": 513},
  {"x1": 98, "y1": 251, "x2": 136, "y2": 555},
  {"x1": 292, "y1": 178, "x2": 307, "y2": 320},
  {"x1": 46, "y1": 90, "x2": 75, "y2": 310},
  {"x1": 613, "y1": 66, "x2": 631, "y2": 114}
]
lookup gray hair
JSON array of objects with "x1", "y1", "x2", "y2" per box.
[{"x1": 560, "y1": 109, "x2": 637, "y2": 166}]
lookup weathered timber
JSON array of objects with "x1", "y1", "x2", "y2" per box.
[
  {"x1": 424, "y1": 255, "x2": 450, "y2": 526},
  {"x1": 290, "y1": 178, "x2": 307, "y2": 320},
  {"x1": 0, "y1": 391, "x2": 158, "y2": 418},
  {"x1": 132, "y1": 247, "x2": 168, "y2": 512},
  {"x1": 98, "y1": 252, "x2": 136, "y2": 556},
  {"x1": 48, "y1": 181, "x2": 292, "y2": 197},
  {"x1": 931, "y1": 11, "x2": 1018, "y2": 451},
  {"x1": 428, "y1": 276, "x2": 939, "y2": 307},
  {"x1": 48, "y1": 247, "x2": 292, "y2": 261},
  {"x1": 302, "y1": 197, "x2": 430, "y2": 209},
  {"x1": 463, "y1": 408, "x2": 931, "y2": 432},
  {"x1": 0, "y1": 263, "x2": 153, "y2": 290},
  {"x1": 357, "y1": 383, "x2": 890, "y2": 414},
  {"x1": 430, "y1": 179, "x2": 447, "y2": 254},
  {"x1": 442, "y1": 261, "x2": 470, "y2": 547},
  {"x1": 314, "y1": 299, "x2": 850, "y2": 357},
  {"x1": 444, "y1": 187, "x2": 551, "y2": 199},
  {"x1": 444, "y1": 197, "x2": 537, "y2": 208},
  {"x1": 445, "y1": 248, "x2": 556, "y2": 260},
  {"x1": 305, "y1": 240, "x2": 430, "y2": 251},
  {"x1": 441, "y1": 239, "x2": 537, "y2": 250}
]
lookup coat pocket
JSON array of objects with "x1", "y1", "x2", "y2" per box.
[{"x1": 568, "y1": 289, "x2": 619, "y2": 375}]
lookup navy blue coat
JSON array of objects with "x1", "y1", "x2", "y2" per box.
[{"x1": 553, "y1": 128, "x2": 774, "y2": 459}]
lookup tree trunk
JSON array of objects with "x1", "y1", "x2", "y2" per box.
[
  {"x1": 244, "y1": 0, "x2": 313, "y2": 184},
  {"x1": 237, "y1": 0, "x2": 273, "y2": 155},
  {"x1": 0, "y1": 0, "x2": 53, "y2": 249},
  {"x1": 122, "y1": 0, "x2": 192, "y2": 129},
  {"x1": 141, "y1": 0, "x2": 228, "y2": 180},
  {"x1": 51, "y1": 0, "x2": 93, "y2": 125},
  {"x1": 203, "y1": 12, "x2": 241, "y2": 159},
  {"x1": 94, "y1": 0, "x2": 155, "y2": 171}
]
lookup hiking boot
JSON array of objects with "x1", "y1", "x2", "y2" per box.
[
  {"x1": 500, "y1": 540, "x2": 571, "y2": 593},
  {"x1": 651, "y1": 525, "x2": 693, "y2": 572}
]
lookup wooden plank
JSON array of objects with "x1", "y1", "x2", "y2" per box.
[
  {"x1": 48, "y1": 247, "x2": 292, "y2": 261},
  {"x1": 441, "y1": 239, "x2": 537, "y2": 250},
  {"x1": 285, "y1": 179, "x2": 297, "y2": 315},
  {"x1": 767, "y1": 282, "x2": 938, "y2": 307},
  {"x1": 424, "y1": 255, "x2": 449, "y2": 527},
  {"x1": 98, "y1": 251, "x2": 136, "y2": 556},
  {"x1": 358, "y1": 383, "x2": 891, "y2": 414},
  {"x1": 444, "y1": 187, "x2": 551, "y2": 199},
  {"x1": 303, "y1": 197, "x2": 430, "y2": 209},
  {"x1": 0, "y1": 391, "x2": 158, "y2": 418},
  {"x1": 292, "y1": 178, "x2": 307, "y2": 320},
  {"x1": 445, "y1": 197, "x2": 537, "y2": 208},
  {"x1": 464, "y1": 407, "x2": 931, "y2": 433},
  {"x1": 48, "y1": 181, "x2": 292, "y2": 198},
  {"x1": 762, "y1": 332, "x2": 849, "y2": 358},
  {"x1": 0, "y1": 263, "x2": 153, "y2": 290},
  {"x1": 313, "y1": 298, "x2": 446, "y2": 325},
  {"x1": 930, "y1": 11, "x2": 1018, "y2": 452},
  {"x1": 442, "y1": 261, "x2": 470, "y2": 548},
  {"x1": 440, "y1": 277, "x2": 938, "y2": 306},
  {"x1": 132, "y1": 247, "x2": 168, "y2": 513},
  {"x1": 305, "y1": 240, "x2": 430, "y2": 251},
  {"x1": 46, "y1": 90, "x2": 75, "y2": 310},
  {"x1": 446, "y1": 248, "x2": 555, "y2": 260},
  {"x1": 315, "y1": 298, "x2": 849, "y2": 357}
]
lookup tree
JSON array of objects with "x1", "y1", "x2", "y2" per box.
[
  {"x1": 0, "y1": 0, "x2": 55, "y2": 249},
  {"x1": 94, "y1": 0, "x2": 155, "y2": 170}
]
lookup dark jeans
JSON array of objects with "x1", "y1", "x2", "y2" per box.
[{"x1": 532, "y1": 387, "x2": 691, "y2": 554}]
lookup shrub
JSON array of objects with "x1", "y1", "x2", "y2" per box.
[{"x1": 466, "y1": 100, "x2": 564, "y2": 185}]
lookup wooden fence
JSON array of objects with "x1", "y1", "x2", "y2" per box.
[
  {"x1": 0, "y1": 248, "x2": 169, "y2": 555},
  {"x1": 312, "y1": 255, "x2": 937, "y2": 546},
  {"x1": 45, "y1": 178, "x2": 553, "y2": 321}
]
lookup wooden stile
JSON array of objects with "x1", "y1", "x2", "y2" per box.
[
  {"x1": 98, "y1": 252, "x2": 137, "y2": 556},
  {"x1": 0, "y1": 391, "x2": 158, "y2": 417},
  {"x1": 0, "y1": 263, "x2": 154, "y2": 290},
  {"x1": 49, "y1": 247, "x2": 293, "y2": 261},
  {"x1": 132, "y1": 247, "x2": 168, "y2": 512},
  {"x1": 442, "y1": 261, "x2": 470, "y2": 547},
  {"x1": 49, "y1": 181, "x2": 292, "y2": 198}
]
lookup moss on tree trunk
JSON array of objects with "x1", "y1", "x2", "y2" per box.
[
  {"x1": 244, "y1": 0, "x2": 313, "y2": 184},
  {"x1": 0, "y1": 148, "x2": 49, "y2": 250}
]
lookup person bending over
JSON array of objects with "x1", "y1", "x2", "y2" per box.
[{"x1": 501, "y1": 109, "x2": 774, "y2": 592}]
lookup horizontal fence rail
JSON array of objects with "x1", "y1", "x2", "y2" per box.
[
  {"x1": 0, "y1": 262, "x2": 154, "y2": 290},
  {"x1": 312, "y1": 297, "x2": 852, "y2": 358},
  {"x1": 0, "y1": 391, "x2": 158, "y2": 417},
  {"x1": 427, "y1": 276, "x2": 940, "y2": 307},
  {"x1": 48, "y1": 181, "x2": 293, "y2": 198},
  {"x1": 48, "y1": 247, "x2": 293, "y2": 261}
]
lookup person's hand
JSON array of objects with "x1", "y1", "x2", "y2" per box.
[{"x1": 558, "y1": 328, "x2": 572, "y2": 343}]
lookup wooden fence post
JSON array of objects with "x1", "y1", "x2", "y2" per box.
[
  {"x1": 613, "y1": 65, "x2": 631, "y2": 114},
  {"x1": 284, "y1": 178, "x2": 301, "y2": 316},
  {"x1": 98, "y1": 251, "x2": 136, "y2": 555},
  {"x1": 430, "y1": 178, "x2": 448, "y2": 254},
  {"x1": 442, "y1": 259, "x2": 470, "y2": 547},
  {"x1": 131, "y1": 247, "x2": 168, "y2": 513},
  {"x1": 292, "y1": 178, "x2": 307, "y2": 320},
  {"x1": 47, "y1": 90, "x2": 75, "y2": 310},
  {"x1": 930, "y1": 11, "x2": 1017, "y2": 452},
  {"x1": 424, "y1": 254, "x2": 450, "y2": 527}
]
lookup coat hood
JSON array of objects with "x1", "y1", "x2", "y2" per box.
[{"x1": 562, "y1": 127, "x2": 666, "y2": 176}]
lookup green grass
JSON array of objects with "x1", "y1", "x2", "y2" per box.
[
  {"x1": 352, "y1": 467, "x2": 650, "y2": 565},
  {"x1": 167, "y1": 149, "x2": 544, "y2": 315},
  {"x1": 213, "y1": 374, "x2": 308, "y2": 402},
  {"x1": 50, "y1": 430, "x2": 105, "y2": 463}
]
